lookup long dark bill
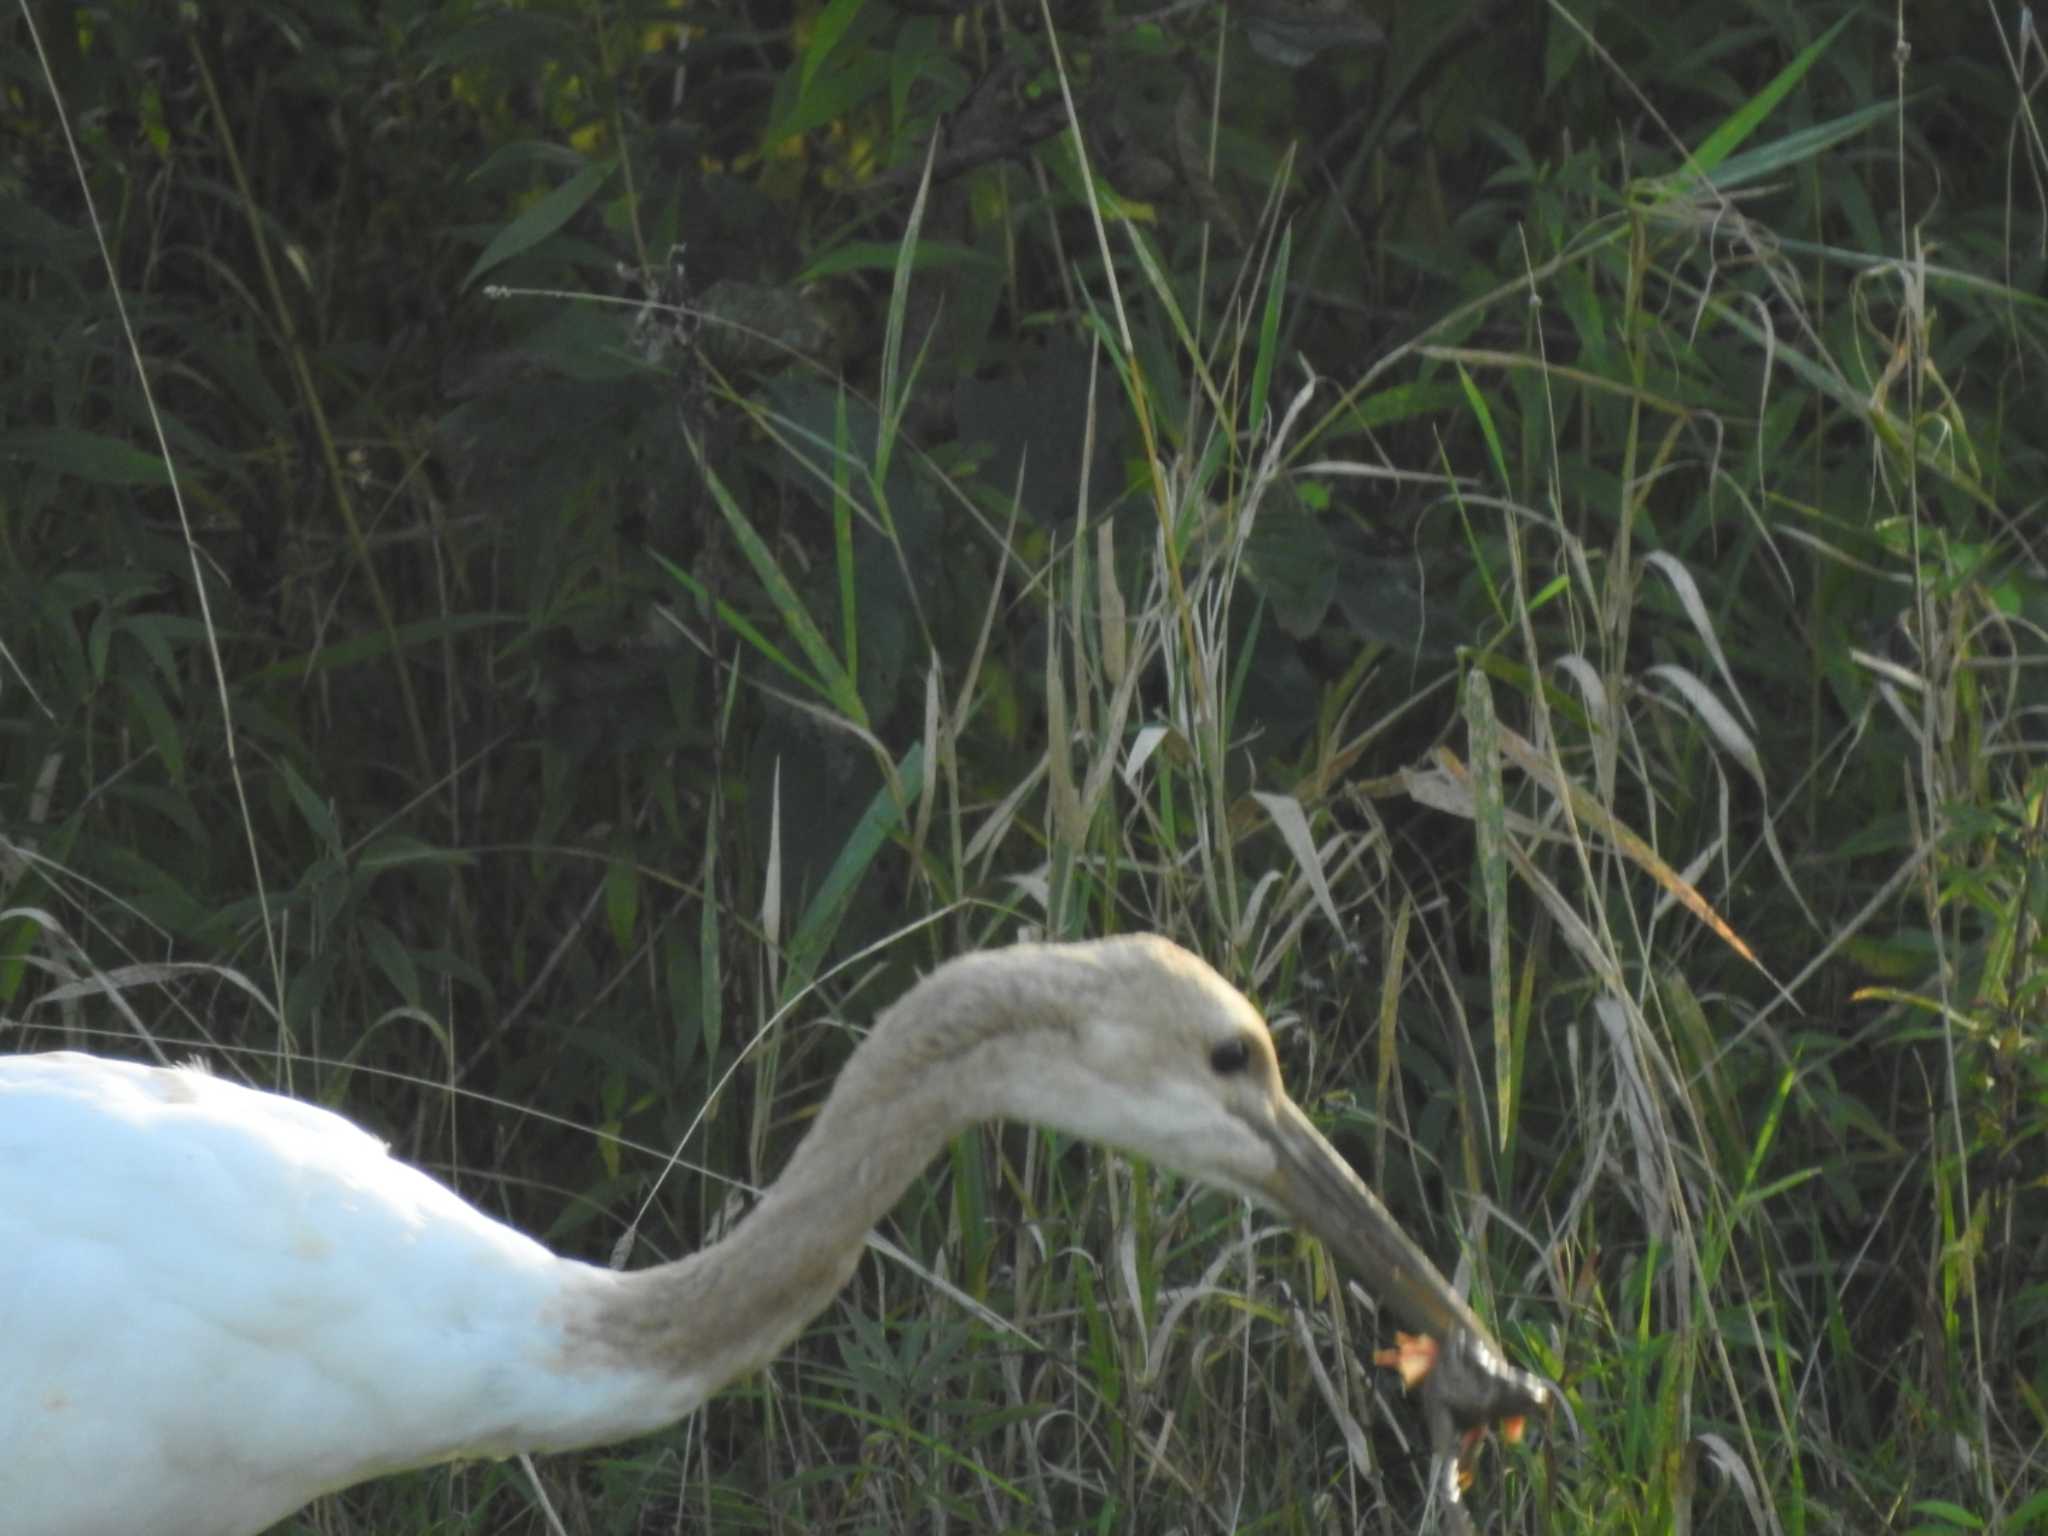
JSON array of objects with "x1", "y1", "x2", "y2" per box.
[{"x1": 1259, "y1": 1097, "x2": 1550, "y2": 1436}]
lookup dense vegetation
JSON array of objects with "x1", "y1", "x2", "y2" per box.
[{"x1": 5, "y1": 1, "x2": 2044, "y2": 1531}]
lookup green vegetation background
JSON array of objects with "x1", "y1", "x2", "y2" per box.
[{"x1": 4, "y1": 1, "x2": 2044, "y2": 1531}]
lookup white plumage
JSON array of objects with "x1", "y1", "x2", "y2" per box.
[
  {"x1": 3, "y1": 1052, "x2": 666, "y2": 1533},
  {"x1": 1, "y1": 935, "x2": 1542, "y2": 1536}
]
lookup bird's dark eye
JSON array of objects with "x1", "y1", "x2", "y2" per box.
[{"x1": 1209, "y1": 1037, "x2": 1252, "y2": 1075}]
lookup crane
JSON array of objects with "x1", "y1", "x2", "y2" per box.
[{"x1": 1, "y1": 934, "x2": 1545, "y2": 1535}]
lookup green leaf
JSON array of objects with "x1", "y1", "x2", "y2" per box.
[
  {"x1": 1685, "y1": 13, "x2": 1854, "y2": 178},
  {"x1": 796, "y1": 239, "x2": 992, "y2": 284},
  {"x1": 1905, "y1": 1500, "x2": 1984, "y2": 1530},
  {"x1": 122, "y1": 673, "x2": 184, "y2": 784},
  {"x1": 655, "y1": 550, "x2": 831, "y2": 700},
  {"x1": 764, "y1": 50, "x2": 889, "y2": 145},
  {"x1": 606, "y1": 855, "x2": 640, "y2": 953},
  {"x1": 1464, "y1": 667, "x2": 1512, "y2": 1146},
  {"x1": 0, "y1": 915, "x2": 43, "y2": 1005},
  {"x1": 1338, "y1": 380, "x2": 1470, "y2": 429},
  {"x1": 1454, "y1": 362, "x2": 1511, "y2": 492},
  {"x1": 119, "y1": 613, "x2": 183, "y2": 688},
  {"x1": 422, "y1": 12, "x2": 577, "y2": 71},
  {"x1": 784, "y1": 740, "x2": 924, "y2": 992},
  {"x1": 1248, "y1": 223, "x2": 1290, "y2": 441},
  {"x1": 242, "y1": 614, "x2": 512, "y2": 683},
  {"x1": 277, "y1": 758, "x2": 341, "y2": 857},
  {"x1": 890, "y1": 15, "x2": 941, "y2": 124},
  {"x1": 2, "y1": 429, "x2": 169, "y2": 485},
  {"x1": 463, "y1": 159, "x2": 615, "y2": 290},
  {"x1": 679, "y1": 452, "x2": 866, "y2": 725},
  {"x1": 800, "y1": 0, "x2": 868, "y2": 98},
  {"x1": 1700, "y1": 100, "x2": 1898, "y2": 191},
  {"x1": 357, "y1": 836, "x2": 473, "y2": 874},
  {"x1": 364, "y1": 919, "x2": 423, "y2": 1009}
]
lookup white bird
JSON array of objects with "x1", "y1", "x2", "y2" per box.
[{"x1": 1, "y1": 934, "x2": 1544, "y2": 1536}]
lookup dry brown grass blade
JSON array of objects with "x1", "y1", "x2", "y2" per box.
[{"x1": 1430, "y1": 734, "x2": 1764, "y2": 973}]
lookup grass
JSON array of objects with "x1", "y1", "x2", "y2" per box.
[{"x1": 6, "y1": 2, "x2": 2047, "y2": 1532}]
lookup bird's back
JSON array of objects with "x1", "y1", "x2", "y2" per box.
[{"x1": 0, "y1": 1052, "x2": 613, "y2": 1536}]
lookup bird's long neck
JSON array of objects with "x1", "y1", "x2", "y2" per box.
[{"x1": 553, "y1": 949, "x2": 1081, "y2": 1435}]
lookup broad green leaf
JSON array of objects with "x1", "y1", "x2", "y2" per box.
[
  {"x1": 796, "y1": 239, "x2": 992, "y2": 284},
  {"x1": 1686, "y1": 13, "x2": 1853, "y2": 177},
  {"x1": 764, "y1": 51, "x2": 889, "y2": 145},
  {"x1": 3, "y1": 429, "x2": 168, "y2": 485},
  {"x1": 784, "y1": 741, "x2": 924, "y2": 993},
  {"x1": 463, "y1": 159, "x2": 615, "y2": 289},
  {"x1": 244, "y1": 614, "x2": 511, "y2": 683},
  {"x1": 800, "y1": 0, "x2": 868, "y2": 98}
]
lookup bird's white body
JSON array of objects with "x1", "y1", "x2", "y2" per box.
[
  {"x1": 0, "y1": 1052, "x2": 697, "y2": 1536},
  {"x1": 1, "y1": 937, "x2": 1536, "y2": 1536}
]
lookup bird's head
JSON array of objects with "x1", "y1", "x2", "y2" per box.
[
  {"x1": 995, "y1": 933, "x2": 1299, "y2": 1199},
  {"x1": 970, "y1": 934, "x2": 1548, "y2": 1437},
  {"x1": 973, "y1": 937, "x2": 1466, "y2": 1322}
]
